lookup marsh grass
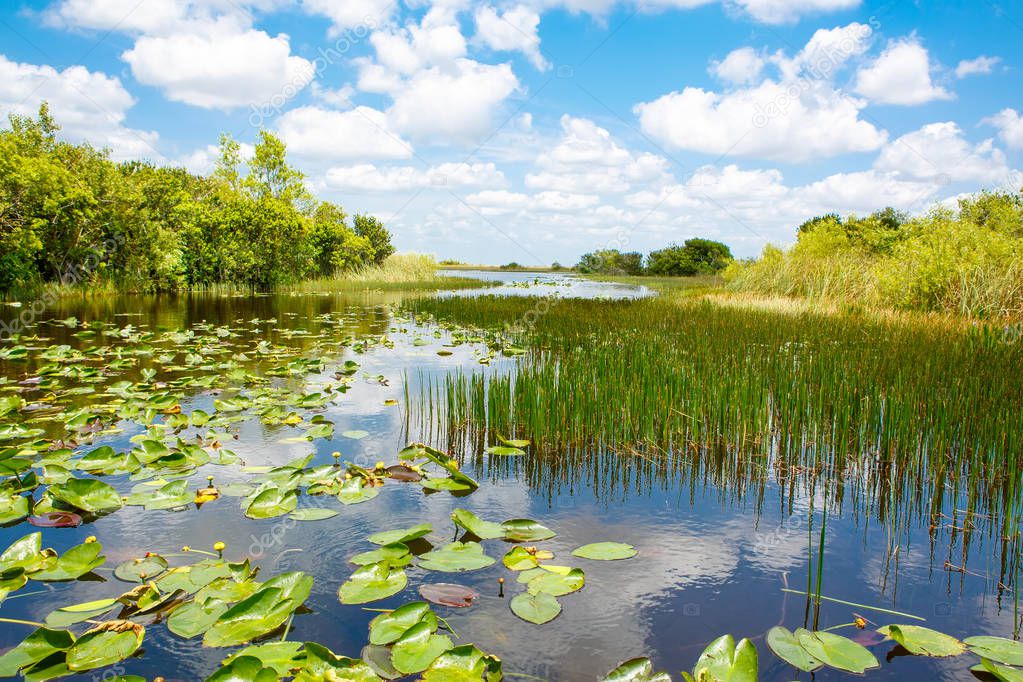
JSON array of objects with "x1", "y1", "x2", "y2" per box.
[
  {"x1": 284, "y1": 254, "x2": 492, "y2": 292},
  {"x1": 405, "y1": 292, "x2": 1023, "y2": 544}
]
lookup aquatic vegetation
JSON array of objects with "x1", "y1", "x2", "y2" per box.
[
  {"x1": 406, "y1": 293, "x2": 1023, "y2": 539},
  {"x1": 0, "y1": 275, "x2": 1020, "y2": 680}
]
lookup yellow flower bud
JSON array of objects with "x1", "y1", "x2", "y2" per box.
[
  {"x1": 84, "y1": 535, "x2": 97, "y2": 544},
  {"x1": 213, "y1": 541, "x2": 226, "y2": 552}
]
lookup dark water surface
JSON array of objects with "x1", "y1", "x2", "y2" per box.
[{"x1": 0, "y1": 276, "x2": 1018, "y2": 681}]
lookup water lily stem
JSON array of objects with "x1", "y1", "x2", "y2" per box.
[
  {"x1": 0, "y1": 617, "x2": 46, "y2": 627},
  {"x1": 822, "y1": 621, "x2": 856, "y2": 632},
  {"x1": 281, "y1": 614, "x2": 293, "y2": 641},
  {"x1": 780, "y1": 589, "x2": 925, "y2": 621}
]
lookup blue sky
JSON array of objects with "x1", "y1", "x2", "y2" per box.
[{"x1": 2, "y1": 0, "x2": 1022, "y2": 263}]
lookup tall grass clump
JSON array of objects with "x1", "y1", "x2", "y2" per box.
[
  {"x1": 287, "y1": 254, "x2": 489, "y2": 292},
  {"x1": 404, "y1": 291, "x2": 1023, "y2": 534},
  {"x1": 725, "y1": 192, "x2": 1023, "y2": 319}
]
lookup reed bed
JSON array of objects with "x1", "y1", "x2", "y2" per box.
[{"x1": 404, "y1": 293, "x2": 1023, "y2": 537}]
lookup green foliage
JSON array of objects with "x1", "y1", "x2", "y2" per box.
[
  {"x1": 354, "y1": 213, "x2": 396, "y2": 265},
  {"x1": 575, "y1": 249, "x2": 644, "y2": 275},
  {"x1": 727, "y1": 195, "x2": 1023, "y2": 318},
  {"x1": 646, "y1": 238, "x2": 733, "y2": 276},
  {"x1": 309, "y1": 202, "x2": 374, "y2": 276},
  {"x1": 0, "y1": 104, "x2": 395, "y2": 294}
]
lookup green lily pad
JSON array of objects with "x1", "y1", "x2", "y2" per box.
[
  {"x1": 245, "y1": 486, "x2": 299, "y2": 519},
  {"x1": 0, "y1": 494, "x2": 30, "y2": 524},
  {"x1": 687, "y1": 635, "x2": 757, "y2": 682},
  {"x1": 766, "y1": 626, "x2": 822, "y2": 672},
  {"x1": 571, "y1": 542, "x2": 637, "y2": 561},
  {"x1": 65, "y1": 621, "x2": 145, "y2": 672},
  {"x1": 352, "y1": 543, "x2": 412, "y2": 568},
  {"x1": 49, "y1": 478, "x2": 123, "y2": 513},
  {"x1": 361, "y1": 644, "x2": 402, "y2": 680},
  {"x1": 484, "y1": 445, "x2": 525, "y2": 456},
  {"x1": 972, "y1": 658, "x2": 1023, "y2": 682},
  {"x1": 76, "y1": 445, "x2": 126, "y2": 473},
  {"x1": 501, "y1": 519, "x2": 555, "y2": 542},
  {"x1": 168, "y1": 597, "x2": 230, "y2": 638},
  {"x1": 222, "y1": 642, "x2": 305, "y2": 677},
  {"x1": 368, "y1": 523, "x2": 432, "y2": 546},
  {"x1": 601, "y1": 657, "x2": 672, "y2": 681},
  {"x1": 203, "y1": 588, "x2": 296, "y2": 647},
  {"x1": 796, "y1": 629, "x2": 878, "y2": 674},
  {"x1": 207, "y1": 655, "x2": 279, "y2": 682},
  {"x1": 289, "y1": 507, "x2": 339, "y2": 521},
  {"x1": 260, "y1": 571, "x2": 314, "y2": 606},
  {"x1": 417, "y1": 542, "x2": 495, "y2": 572},
  {"x1": 451, "y1": 508, "x2": 505, "y2": 540},
  {"x1": 294, "y1": 642, "x2": 382, "y2": 681},
  {"x1": 964, "y1": 636, "x2": 1023, "y2": 666},
  {"x1": 503, "y1": 546, "x2": 541, "y2": 571},
  {"x1": 0, "y1": 532, "x2": 45, "y2": 574},
  {"x1": 125, "y1": 480, "x2": 192, "y2": 510},
  {"x1": 342, "y1": 430, "x2": 370, "y2": 440},
  {"x1": 114, "y1": 554, "x2": 169, "y2": 583},
  {"x1": 879, "y1": 624, "x2": 965, "y2": 657},
  {"x1": 45, "y1": 599, "x2": 120, "y2": 628},
  {"x1": 0, "y1": 628, "x2": 75, "y2": 677},
  {"x1": 527, "y1": 567, "x2": 584, "y2": 596},
  {"x1": 510, "y1": 591, "x2": 561, "y2": 624},
  {"x1": 391, "y1": 621, "x2": 452, "y2": 675},
  {"x1": 338, "y1": 478, "x2": 381, "y2": 505},
  {"x1": 421, "y1": 645, "x2": 503, "y2": 682},
  {"x1": 339, "y1": 562, "x2": 408, "y2": 604},
  {"x1": 31, "y1": 541, "x2": 105, "y2": 581},
  {"x1": 369, "y1": 601, "x2": 438, "y2": 645}
]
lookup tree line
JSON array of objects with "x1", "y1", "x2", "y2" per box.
[
  {"x1": 574, "y1": 238, "x2": 733, "y2": 276},
  {"x1": 0, "y1": 104, "x2": 394, "y2": 294}
]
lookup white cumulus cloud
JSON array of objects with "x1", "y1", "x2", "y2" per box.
[
  {"x1": 983, "y1": 109, "x2": 1023, "y2": 150},
  {"x1": 709, "y1": 48, "x2": 765, "y2": 85},
  {"x1": 854, "y1": 38, "x2": 953, "y2": 106},
  {"x1": 474, "y1": 5, "x2": 549, "y2": 70},
  {"x1": 122, "y1": 17, "x2": 314, "y2": 110},
  {"x1": 277, "y1": 105, "x2": 414, "y2": 161},
  {"x1": 321, "y1": 162, "x2": 506, "y2": 192},
  {"x1": 874, "y1": 122, "x2": 1008, "y2": 184},
  {"x1": 955, "y1": 55, "x2": 1000, "y2": 78},
  {"x1": 635, "y1": 81, "x2": 886, "y2": 161}
]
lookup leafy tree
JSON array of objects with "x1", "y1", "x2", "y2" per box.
[
  {"x1": 354, "y1": 214, "x2": 395, "y2": 265},
  {"x1": 647, "y1": 239, "x2": 733, "y2": 276},
  {"x1": 309, "y1": 202, "x2": 373, "y2": 276},
  {"x1": 245, "y1": 130, "x2": 312, "y2": 211},
  {"x1": 798, "y1": 213, "x2": 843, "y2": 234},
  {"x1": 575, "y1": 249, "x2": 644, "y2": 275},
  {"x1": 0, "y1": 103, "x2": 120, "y2": 288}
]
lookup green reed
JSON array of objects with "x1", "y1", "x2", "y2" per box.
[{"x1": 404, "y1": 293, "x2": 1023, "y2": 536}]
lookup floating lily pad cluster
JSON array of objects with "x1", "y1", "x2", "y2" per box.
[
  {"x1": 337, "y1": 507, "x2": 637, "y2": 632},
  {"x1": 598, "y1": 622, "x2": 1023, "y2": 681},
  {"x1": 0, "y1": 307, "x2": 519, "y2": 530}
]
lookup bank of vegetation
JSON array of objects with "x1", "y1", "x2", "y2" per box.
[
  {"x1": 574, "y1": 238, "x2": 733, "y2": 277},
  {"x1": 725, "y1": 200, "x2": 1023, "y2": 319},
  {"x1": 0, "y1": 104, "x2": 410, "y2": 296}
]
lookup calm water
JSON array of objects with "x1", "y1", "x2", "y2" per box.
[{"x1": 0, "y1": 275, "x2": 1017, "y2": 681}]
